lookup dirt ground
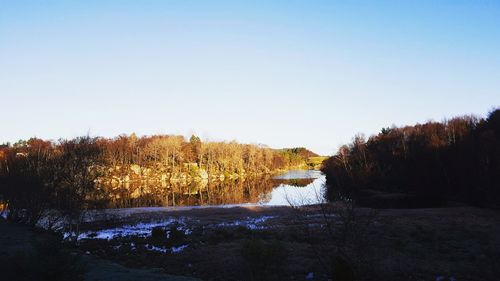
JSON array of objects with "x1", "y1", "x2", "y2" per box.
[{"x1": 71, "y1": 205, "x2": 500, "y2": 281}]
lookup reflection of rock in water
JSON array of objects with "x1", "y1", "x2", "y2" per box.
[
  {"x1": 184, "y1": 179, "x2": 208, "y2": 195},
  {"x1": 98, "y1": 176, "x2": 276, "y2": 208}
]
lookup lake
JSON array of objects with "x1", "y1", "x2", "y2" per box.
[{"x1": 100, "y1": 170, "x2": 326, "y2": 208}]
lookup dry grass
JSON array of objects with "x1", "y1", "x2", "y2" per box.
[{"x1": 70, "y1": 206, "x2": 500, "y2": 281}]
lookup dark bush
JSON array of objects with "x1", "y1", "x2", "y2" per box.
[
  {"x1": 333, "y1": 256, "x2": 355, "y2": 281},
  {"x1": 205, "y1": 226, "x2": 253, "y2": 244},
  {"x1": 0, "y1": 234, "x2": 85, "y2": 281},
  {"x1": 240, "y1": 239, "x2": 288, "y2": 281},
  {"x1": 167, "y1": 224, "x2": 186, "y2": 245},
  {"x1": 151, "y1": 226, "x2": 167, "y2": 240}
]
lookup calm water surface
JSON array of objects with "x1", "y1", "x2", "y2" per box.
[
  {"x1": 101, "y1": 170, "x2": 326, "y2": 208},
  {"x1": 261, "y1": 170, "x2": 325, "y2": 206}
]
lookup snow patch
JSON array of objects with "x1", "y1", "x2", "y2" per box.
[
  {"x1": 215, "y1": 215, "x2": 276, "y2": 230},
  {"x1": 171, "y1": 244, "x2": 189, "y2": 253},
  {"x1": 1, "y1": 210, "x2": 9, "y2": 219},
  {"x1": 67, "y1": 217, "x2": 191, "y2": 241},
  {"x1": 145, "y1": 244, "x2": 169, "y2": 253},
  {"x1": 145, "y1": 244, "x2": 189, "y2": 254}
]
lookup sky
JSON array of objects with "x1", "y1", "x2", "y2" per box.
[{"x1": 1, "y1": 0, "x2": 499, "y2": 155}]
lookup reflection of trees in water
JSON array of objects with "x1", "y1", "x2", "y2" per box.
[
  {"x1": 99, "y1": 176, "x2": 278, "y2": 208},
  {"x1": 272, "y1": 178, "x2": 314, "y2": 187}
]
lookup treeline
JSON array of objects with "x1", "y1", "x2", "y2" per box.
[
  {"x1": 1, "y1": 135, "x2": 315, "y2": 178},
  {"x1": 321, "y1": 108, "x2": 500, "y2": 207},
  {"x1": 0, "y1": 134, "x2": 316, "y2": 227},
  {"x1": 275, "y1": 147, "x2": 319, "y2": 169},
  {"x1": 99, "y1": 134, "x2": 282, "y2": 176}
]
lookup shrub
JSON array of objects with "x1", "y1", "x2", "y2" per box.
[
  {"x1": 333, "y1": 256, "x2": 355, "y2": 281},
  {"x1": 240, "y1": 239, "x2": 288, "y2": 281},
  {"x1": 167, "y1": 224, "x2": 186, "y2": 245},
  {"x1": 151, "y1": 226, "x2": 167, "y2": 240},
  {"x1": 0, "y1": 234, "x2": 85, "y2": 281}
]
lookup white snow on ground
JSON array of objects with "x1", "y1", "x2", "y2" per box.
[
  {"x1": 171, "y1": 244, "x2": 189, "y2": 253},
  {"x1": 69, "y1": 215, "x2": 277, "y2": 241},
  {"x1": 145, "y1": 244, "x2": 189, "y2": 254},
  {"x1": 68, "y1": 217, "x2": 190, "y2": 241},
  {"x1": 214, "y1": 215, "x2": 276, "y2": 230},
  {"x1": 36, "y1": 211, "x2": 67, "y2": 231},
  {"x1": 145, "y1": 244, "x2": 169, "y2": 253},
  {"x1": 305, "y1": 213, "x2": 337, "y2": 218}
]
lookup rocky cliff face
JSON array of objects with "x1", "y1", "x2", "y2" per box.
[{"x1": 95, "y1": 162, "x2": 261, "y2": 188}]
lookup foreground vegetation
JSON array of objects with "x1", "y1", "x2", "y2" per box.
[
  {"x1": 322, "y1": 108, "x2": 500, "y2": 207},
  {"x1": 4, "y1": 205, "x2": 496, "y2": 281}
]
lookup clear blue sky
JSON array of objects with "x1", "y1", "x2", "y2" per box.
[{"x1": 1, "y1": 0, "x2": 499, "y2": 155}]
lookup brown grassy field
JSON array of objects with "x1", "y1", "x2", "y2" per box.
[{"x1": 70, "y1": 205, "x2": 500, "y2": 281}]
